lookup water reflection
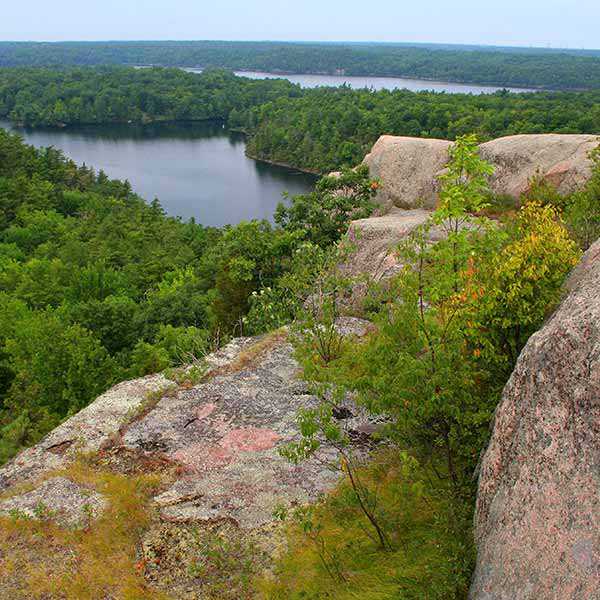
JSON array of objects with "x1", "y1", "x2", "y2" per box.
[{"x1": 0, "y1": 120, "x2": 317, "y2": 227}]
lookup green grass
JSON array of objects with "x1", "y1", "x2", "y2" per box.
[{"x1": 257, "y1": 450, "x2": 474, "y2": 600}]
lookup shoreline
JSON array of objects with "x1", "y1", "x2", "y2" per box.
[
  {"x1": 244, "y1": 151, "x2": 321, "y2": 176},
  {"x1": 150, "y1": 64, "x2": 566, "y2": 92},
  {"x1": 0, "y1": 116, "x2": 321, "y2": 178}
]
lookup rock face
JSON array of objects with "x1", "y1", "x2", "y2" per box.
[
  {"x1": 470, "y1": 240, "x2": 600, "y2": 600},
  {"x1": 0, "y1": 320, "x2": 373, "y2": 531},
  {"x1": 345, "y1": 207, "x2": 432, "y2": 281},
  {"x1": 342, "y1": 207, "x2": 472, "y2": 307},
  {"x1": 0, "y1": 371, "x2": 174, "y2": 493},
  {"x1": 481, "y1": 133, "x2": 599, "y2": 199},
  {"x1": 363, "y1": 134, "x2": 598, "y2": 210},
  {"x1": 362, "y1": 135, "x2": 453, "y2": 210}
]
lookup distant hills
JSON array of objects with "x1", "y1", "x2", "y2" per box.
[{"x1": 1, "y1": 40, "x2": 600, "y2": 89}]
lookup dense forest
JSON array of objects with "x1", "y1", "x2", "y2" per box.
[
  {"x1": 0, "y1": 66, "x2": 299, "y2": 128},
  {"x1": 244, "y1": 86, "x2": 600, "y2": 171},
  {"x1": 1, "y1": 66, "x2": 599, "y2": 173},
  {"x1": 1, "y1": 40, "x2": 600, "y2": 89},
  {"x1": 0, "y1": 127, "x2": 375, "y2": 464}
]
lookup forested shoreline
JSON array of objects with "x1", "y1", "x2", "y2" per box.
[
  {"x1": 2, "y1": 66, "x2": 599, "y2": 173},
  {"x1": 0, "y1": 127, "x2": 376, "y2": 464},
  {"x1": 2, "y1": 40, "x2": 600, "y2": 89}
]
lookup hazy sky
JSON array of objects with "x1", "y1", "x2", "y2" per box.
[{"x1": 1, "y1": 0, "x2": 598, "y2": 49}]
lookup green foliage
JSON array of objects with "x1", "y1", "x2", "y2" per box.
[
  {"x1": 0, "y1": 127, "x2": 376, "y2": 464},
  {"x1": 0, "y1": 129, "x2": 214, "y2": 461},
  {"x1": 467, "y1": 201, "x2": 581, "y2": 377},
  {"x1": 563, "y1": 146, "x2": 600, "y2": 249},
  {"x1": 246, "y1": 86, "x2": 600, "y2": 172},
  {"x1": 2, "y1": 311, "x2": 116, "y2": 450},
  {"x1": 521, "y1": 144, "x2": 600, "y2": 250},
  {"x1": 1, "y1": 66, "x2": 599, "y2": 177},
  {"x1": 260, "y1": 451, "x2": 474, "y2": 600},
  {"x1": 275, "y1": 165, "x2": 377, "y2": 247},
  {"x1": 244, "y1": 168, "x2": 376, "y2": 336},
  {"x1": 340, "y1": 140, "x2": 578, "y2": 497},
  {"x1": 436, "y1": 134, "x2": 495, "y2": 218},
  {"x1": 273, "y1": 136, "x2": 582, "y2": 599},
  {"x1": 2, "y1": 40, "x2": 600, "y2": 90},
  {"x1": 0, "y1": 66, "x2": 299, "y2": 127}
]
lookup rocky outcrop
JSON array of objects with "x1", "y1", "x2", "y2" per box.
[
  {"x1": 0, "y1": 477, "x2": 107, "y2": 527},
  {"x1": 0, "y1": 320, "x2": 373, "y2": 530},
  {"x1": 364, "y1": 133, "x2": 598, "y2": 210},
  {"x1": 481, "y1": 134, "x2": 599, "y2": 199},
  {"x1": 362, "y1": 135, "x2": 453, "y2": 209},
  {"x1": 342, "y1": 207, "x2": 477, "y2": 307},
  {"x1": 345, "y1": 207, "x2": 432, "y2": 281},
  {"x1": 470, "y1": 240, "x2": 600, "y2": 600}
]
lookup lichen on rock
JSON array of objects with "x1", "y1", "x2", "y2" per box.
[
  {"x1": 0, "y1": 476, "x2": 107, "y2": 528},
  {"x1": 470, "y1": 239, "x2": 600, "y2": 600}
]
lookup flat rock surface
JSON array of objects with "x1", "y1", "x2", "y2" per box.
[
  {"x1": 470, "y1": 240, "x2": 600, "y2": 600},
  {"x1": 0, "y1": 476, "x2": 107, "y2": 527},
  {"x1": 0, "y1": 319, "x2": 373, "y2": 531}
]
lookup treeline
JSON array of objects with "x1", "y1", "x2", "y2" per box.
[
  {"x1": 0, "y1": 66, "x2": 299, "y2": 127},
  {"x1": 2, "y1": 67, "x2": 600, "y2": 174},
  {"x1": 0, "y1": 127, "x2": 375, "y2": 464},
  {"x1": 1, "y1": 40, "x2": 600, "y2": 89},
  {"x1": 244, "y1": 86, "x2": 600, "y2": 172}
]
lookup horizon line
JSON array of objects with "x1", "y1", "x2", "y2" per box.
[{"x1": 0, "y1": 39, "x2": 598, "y2": 53}]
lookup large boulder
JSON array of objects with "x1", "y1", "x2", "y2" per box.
[
  {"x1": 470, "y1": 240, "x2": 600, "y2": 600},
  {"x1": 345, "y1": 207, "x2": 432, "y2": 281},
  {"x1": 362, "y1": 135, "x2": 453, "y2": 210},
  {"x1": 363, "y1": 134, "x2": 598, "y2": 210},
  {"x1": 481, "y1": 133, "x2": 599, "y2": 198}
]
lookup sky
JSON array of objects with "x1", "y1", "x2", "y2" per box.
[{"x1": 1, "y1": 0, "x2": 598, "y2": 50}]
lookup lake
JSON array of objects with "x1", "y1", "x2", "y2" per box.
[
  {"x1": 0, "y1": 120, "x2": 317, "y2": 227},
  {"x1": 184, "y1": 68, "x2": 534, "y2": 94}
]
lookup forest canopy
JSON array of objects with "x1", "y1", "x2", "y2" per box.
[
  {"x1": 0, "y1": 127, "x2": 375, "y2": 464},
  {"x1": 1, "y1": 40, "x2": 600, "y2": 90},
  {"x1": 1, "y1": 66, "x2": 599, "y2": 173}
]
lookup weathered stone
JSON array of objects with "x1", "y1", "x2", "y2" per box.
[
  {"x1": 470, "y1": 240, "x2": 600, "y2": 600},
  {"x1": 0, "y1": 476, "x2": 107, "y2": 527},
  {"x1": 124, "y1": 322, "x2": 372, "y2": 527},
  {"x1": 481, "y1": 133, "x2": 598, "y2": 199},
  {"x1": 345, "y1": 207, "x2": 432, "y2": 281},
  {"x1": 363, "y1": 133, "x2": 598, "y2": 210},
  {"x1": 0, "y1": 319, "x2": 373, "y2": 532},
  {"x1": 362, "y1": 135, "x2": 453, "y2": 209},
  {"x1": 0, "y1": 338, "x2": 255, "y2": 493}
]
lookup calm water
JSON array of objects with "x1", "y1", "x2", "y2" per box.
[
  {"x1": 0, "y1": 120, "x2": 316, "y2": 226},
  {"x1": 184, "y1": 68, "x2": 534, "y2": 94}
]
